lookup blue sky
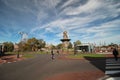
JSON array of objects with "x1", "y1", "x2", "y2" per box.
[{"x1": 0, "y1": 0, "x2": 120, "y2": 45}]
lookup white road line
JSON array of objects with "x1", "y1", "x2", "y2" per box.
[
  {"x1": 106, "y1": 61, "x2": 120, "y2": 64},
  {"x1": 105, "y1": 70, "x2": 120, "y2": 74},
  {"x1": 106, "y1": 64, "x2": 120, "y2": 66},
  {"x1": 106, "y1": 77, "x2": 120, "y2": 80},
  {"x1": 106, "y1": 66, "x2": 120, "y2": 69},
  {"x1": 105, "y1": 58, "x2": 120, "y2": 80}
]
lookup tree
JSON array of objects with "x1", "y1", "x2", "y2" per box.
[
  {"x1": 18, "y1": 38, "x2": 46, "y2": 51},
  {"x1": 50, "y1": 44, "x2": 56, "y2": 49},
  {"x1": 3, "y1": 42, "x2": 14, "y2": 52},
  {"x1": 68, "y1": 42, "x2": 73, "y2": 49},
  {"x1": 37, "y1": 39, "x2": 46, "y2": 50},
  {"x1": 56, "y1": 43, "x2": 63, "y2": 49},
  {"x1": 108, "y1": 43, "x2": 118, "y2": 48},
  {"x1": 27, "y1": 37, "x2": 39, "y2": 51},
  {"x1": 74, "y1": 40, "x2": 81, "y2": 45}
]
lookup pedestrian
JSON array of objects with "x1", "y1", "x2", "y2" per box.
[
  {"x1": 57, "y1": 50, "x2": 59, "y2": 55},
  {"x1": 51, "y1": 49, "x2": 55, "y2": 60},
  {"x1": 112, "y1": 47, "x2": 119, "y2": 61}
]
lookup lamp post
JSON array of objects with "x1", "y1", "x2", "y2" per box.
[
  {"x1": 74, "y1": 42, "x2": 77, "y2": 55},
  {"x1": 14, "y1": 43, "x2": 19, "y2": 58},
  {"x1": 16, "y1": 43, "x2": 19, "y2": 58},
  {"x1": 17, "y1": 32, "x2": 23, "y2": 58}
]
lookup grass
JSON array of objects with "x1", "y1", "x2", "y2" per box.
[
  {"x1": 68, "y1": 53, "x2": 105, "y2": 59},
  {"x1": 5, "y1": 51, "x2": 48, "y2": 59},
  {"x1": 22, "y1": 53, "x2": 35, "y2": 58},
  {"x1": 22, "y1": 51, "x2": 49, "y2": 58}
]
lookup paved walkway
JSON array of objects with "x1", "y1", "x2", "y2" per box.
[
  {"x1": 0, "y1": 54, "x2": 105, "y2": 80},
  {"x1": 0, "y1": 54, "x2": 24, "y2": 64},
  {"x1": 104, "y1": 58, "x2": 120, "y2": 80}
]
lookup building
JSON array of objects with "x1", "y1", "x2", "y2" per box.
[
  {"x1": 76, "y1": 43, "x2": 94, "y2": 53},
  {"x1": 60, "y1": 31, "x2": 71, "y2": 49}
]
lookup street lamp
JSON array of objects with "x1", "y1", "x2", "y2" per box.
[
  {"x1": 17, "y1": 32, "x2": 24, "y2": 58},
  {"x1": 74, "y1": 42, "x2": 77, "y2": 55}
]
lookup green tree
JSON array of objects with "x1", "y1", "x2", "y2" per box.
[
  {"x1": 27, "y1": 37, "x2": 38, "y2": 51},
  {"x1": 18, "y1": 42, "x2": 25, "y2": 51},
  {"x1": 3, "y1": 42, "x2": 14, "y2": 52},
  {"x1": 49, "y1": 44, "x2": 56, "y2": 49},
  {"x1": 68, "y1": 42, "x2": 73, "y2": 49},
  {"x1": 74, "y1": 40, "x2": 81, "y2": 45},
  {"x1": 18, "y1": 38, "x2": 46, "y2": 51},
  {"x1": 56, "y1": 43, "x2": 63, "y2": 49},
  {"x1": 37, "y1": 39, "x2": 46, "y2": 50},
  {"x1": 108, "y1": 43, "x2": 118, "y2": 48}
]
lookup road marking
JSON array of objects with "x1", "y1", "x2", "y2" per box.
[
  {"x1": 105, "y1": 70, "x2": 120, "y2": 75},
  {"x1": 106, "y1": 62, "x2": 119, "y2": 64},
  {"x1": 106, "y1": 66, "x2": 120, "y2": 69},
  {"x1": 106, "y1": 64, "x2": 120, "y2": 66},
  {"x1": 105, "y1": 58, "x2": 120, "y2": 79},
  {"x1": 106, "y1": 77, "x2": 120, "y2": 80}
]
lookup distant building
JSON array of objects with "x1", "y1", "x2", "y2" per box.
[{"x1": 76, "y1": 43, "x2": 94, "y2": 53}]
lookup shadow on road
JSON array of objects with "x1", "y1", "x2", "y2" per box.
[{"x1": 84, "y1": 56, "x2": 106, "y2": 72}]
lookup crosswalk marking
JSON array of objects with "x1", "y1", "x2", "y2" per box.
[
  {"x1": 106, "y1": 77, "x2": 120, "y2": 80},
  {"x1": 105, "y1": 70, "x2": 120, "y2": 75},
  {"x1": 106, "y1": 64, "x2": 120, "y2": 66},
  {"x1": 106, "y1": 61, "x2": 118, "y2": 63},
  {"x1": 105, "y1": 58, "x2": 120, "y2": 80},
  {"x1": 106, "y1": 66, "x2": 120, "y2": 69}
]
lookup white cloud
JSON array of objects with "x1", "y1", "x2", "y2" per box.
[
  {"x1": 72, "y1": 19, "x2": 120, "y2": 44},
  {"x1": 41, "y1": 0, "x2": 60, "y2": 9},
  {"x1": 37, "y1": 11, "x2": 49, "y2": 21},
  {"x1": 2, "y1": 0, "x2": 35, "y2": 15},
  {"x1": 61, "y1": 0, "x2": 120, "y2": 19},
  {"x1": 61, "y1": 0, "x2": 101, "y2": 15},
  {"x1": 28, "y1": 0, "x2": 120, "y2": 44},
  {"x1": 31, "y1": 13, "x2": 120, "y2": 44},
  {"x1": 89, "y1": 35, "x2": 120, "y2": 45},
  {"x1": 61, "y1": 0, "x2": 79, "y2": 9}
]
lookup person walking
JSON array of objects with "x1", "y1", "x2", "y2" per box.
[
  {"x1": 51, "y1": 49, "x2": 55, "y2": 60},
  {"x1": 57, "y1": 50, "x2": 59, "y2": 55},
  {"x1": 112, "y1": 47, "x2": 119, "y2": 61}
]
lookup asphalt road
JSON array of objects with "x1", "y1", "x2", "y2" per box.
[{"x1": 0, "y1": 54, "x2": 105, "y2": 80}]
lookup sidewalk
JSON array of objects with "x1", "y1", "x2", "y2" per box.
[
  {"x1": 0, "y1": 54, "x2": 24, "y2": 64},
  {"x1": 45, "y1": 54, "x2": 106, "y2": 80},
  {"x1": 45, "y1": 70, "x2": 104, "y2": 80}
]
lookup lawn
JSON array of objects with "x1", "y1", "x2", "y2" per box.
[
  {"x1": 6, "y1": 51, "x2": 48, "y2": 58},
  {"x1": 22, "y1": 53, "x2": 35, "y2": 58},
  {"x1": 68, "y1": 53, "x2": 105, "y2": 59},
  {"x1": 22, "y1": 51, "x2": 48, "y2": 58}
]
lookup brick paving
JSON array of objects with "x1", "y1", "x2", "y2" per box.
[
  {"x1": 1, "y1": 53, "x2": 119, "y2": 80},
  {"x1": 46, "y1": 54, "x2": 120, "y2": 80},
  {"x1": 0, "y1": 54, "x2": 24, "y2": 64},
  {"x1": 45, "y1": 70, "x2": 105, "y2": 80}
]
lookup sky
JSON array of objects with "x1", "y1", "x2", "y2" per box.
[{"x1": 0, "y1": 0, "x2": 120, "y2": 45}]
